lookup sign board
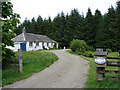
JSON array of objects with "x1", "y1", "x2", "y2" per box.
[
  {"x1": 94, "y1": 51, "x2": 108, "y2": 56},
  {"x1": 95, "y1": 57, "x2": 106, "y2": 64}
]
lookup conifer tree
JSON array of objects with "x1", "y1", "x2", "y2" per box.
[
  {"x1": 36, "y1": 15, "x2": 43, "y2": 34},
  {"x1": 85, "y1": 8, "x2": 94, "y2": 46},
  {"x1": 31, "y1": 17, "x2": 37, "y2": 34}
]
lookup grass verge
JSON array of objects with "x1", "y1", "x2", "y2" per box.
[
  {"x1": 2, "y1": 51, "x2": 58, "y2": 86},
  {"x1": 67, "y1": 50, "x2": 119, "y2": 88}
]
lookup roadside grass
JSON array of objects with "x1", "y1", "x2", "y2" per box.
[
  {"x1": 48, "y1": 48, "x2": 62, "y2": 50},
  {"x1": 67, "y1": 50, "x2": 119, "y2": 88},
  {"x1": 2, "y1": 51, "x2": 58, "y2": 86}
]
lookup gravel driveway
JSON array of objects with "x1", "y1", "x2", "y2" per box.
[{"x1": 4, "y1": 49, "x2": 89, "y2": 88}]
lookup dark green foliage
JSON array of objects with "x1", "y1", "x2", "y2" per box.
[
  {"x1": 15, "y1": 1, "x2": 119, "y2": 51},
  {"x1": 84, "y1": 51, "x2": 94, "y2": 57},
  {"x1": 1, "y1": 1, "x2": 20, "y2": 60},
  {"x1": 84, "y1": 8, "x2": 95, "y2": 45},
  {"x1": 106, "y1": 49, "x2": 112, "y2": 53}
]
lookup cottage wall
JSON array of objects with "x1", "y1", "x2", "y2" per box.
[
  {"x1": 37, "y1": 42, "x2": 43, "y2": 49},
  {"x1": 27, "y1": 42, "x2": 36, "y2": 51},
  {"x1": 14, "y1": 42, "x2": 21, "y2": 51},
  {"x1": 6, "y1": 42, "x2": 21, "y2": 51},
  {"x1": 26, "y1": 42, "x2": 30, "y2": 51},
  {"x1": 56, "y1": 43, "x2": 58, "y2": 48},
  {"x1": 48, "y1": 43, "x2": 52, "y2": 48},
  {"x1": 7, "y1": 41, "x2": 58, "y2": 51},
  {"x1": 43, "y1": 42, "x2": 49, "y2": 49},
  {"x1": 26, "y1": 42, "x2": 44, "y2": 51}
]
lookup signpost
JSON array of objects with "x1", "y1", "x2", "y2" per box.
[
  {"x1": 94, "y1": 49, "x2": 108, "y2": 81},
  {"x1": 94, "y1": 49, "x2": 120, "y2": 81}
]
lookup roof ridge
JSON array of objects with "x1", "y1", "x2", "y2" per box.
[
  {"x1": 27, "y1": 33, "x2": 47, "y2": 37},
  {"x1": 12, "y1": 32, "x2": 57, "y2": 43},
  {"x1": 23, "y1": 33, "x2": 26, "y2": 41}
]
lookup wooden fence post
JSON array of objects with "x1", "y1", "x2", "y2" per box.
[
  {"x1": 94, "y1": 50, "x2": 108, "y2": 81},
  {"x1": 18, "y1": 49, "x2": 22, "y2": 73},
  {"x1": 96, "y1": 63, "x2": 106, "y2": 81}
]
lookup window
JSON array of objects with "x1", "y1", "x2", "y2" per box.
[
  {"x1": 29, "y1": 42, "x2": 33, "y2": 47},
  {"x1": 42, "y1": 42, "x2": 44, "y2": 46},
  {"x1": 36, "y1": 42, "x2": 39, "y2": 46},
  {"x1": 47, "y1": 42, "x2": 49, "y2": 47}
]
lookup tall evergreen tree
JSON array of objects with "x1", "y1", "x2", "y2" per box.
[
  {"x1": 23, "y1": 19, "x2": 31, "y2": 33},
  {"x1": 95, "y1": 6, "x2": 118, "y2": 51},
  {"x1": 64, "y1": 9, "x2": 84, "y2": 47},
  {"x1": 43, "y1": 17, "x2": 52, "y2": 36},
  {"x1": 94, "y1": 9, "x2": 103, "y2": 47},
  {"x1": 36, "y1": 15, "x2": 43, "y2": 34},
  {"x1": 115, "y1": 1, "x2": 120, "y2": 51},
  {"x1": 85, "y1": 8, "x2": 94, "y2": 46},
  {"x1": 52, "y1": 12, "x2": 67, "y2": 48},
  {"x1": 15, "y1": 18, "x2": 31, "y2": 34},
  {"x1": 31, "y1": 17, "x2": 37, "y2": 34}
]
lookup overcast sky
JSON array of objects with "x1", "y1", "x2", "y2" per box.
[{"x1": 11, "y1": 0, "x2": 118, "y2": 23}]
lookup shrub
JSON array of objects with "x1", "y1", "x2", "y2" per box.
[
  {"x1": 106, "y1": 49, "x2": 112, "y2": 53},
  {"x1": 84, "y1": 51, "x2": 94, "y2": 57},
  {"x1": 70, "y1": 39, "x2": 87, "y2": 52},
  {"x1": 86, "y1": 46, "x2": 95, "y2": 51}
]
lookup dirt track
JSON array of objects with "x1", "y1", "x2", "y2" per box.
[{"x1": 4, "y1": 49, "x2": 89, "y2": 88}]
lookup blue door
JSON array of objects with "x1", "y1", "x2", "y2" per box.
[{"x1": 20, "y1": 43, "x2": 26, "y2": 51}]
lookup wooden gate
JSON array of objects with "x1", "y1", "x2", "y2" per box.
[
  {"x1": 94, "y1": 50, "x2": 120, "y2": 81},
  {"x1": 105, "y1": 57, "x2": 120, "y2": 77},
  {"x1": 2, "y1": 49, "x2": 23, "y2": 73}
]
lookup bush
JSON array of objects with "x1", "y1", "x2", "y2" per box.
[
  {"x1": 86, "y1": 46, "x2": 95, "y2": 51},
  {"x1": 84, "y1": 51, "x2": 94, "y2": 57},
  {"x1": 70, "y1": 39, "x2": 87, "y2": 52},
  {"x1": 106, "y1": 49, "x2": 112, "y2": 53}
]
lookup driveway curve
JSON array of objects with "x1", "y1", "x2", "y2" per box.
[{"x1": 4, "y1": 49, "x2": 89, "y2": 88}]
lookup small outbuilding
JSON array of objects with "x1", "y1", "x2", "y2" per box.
[{"x1": 7, "y1": 28, "x2": 58, "y2": 51}]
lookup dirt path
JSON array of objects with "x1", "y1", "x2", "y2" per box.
[{"x1": 4, "y1": 49, "x2": 89, "y2": 88}]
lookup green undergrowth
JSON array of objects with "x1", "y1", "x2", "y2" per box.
[
  {"x1": 67, "y1": 50, "x2": 119, "y2": 88},
  {"x1": 2, "y1": 51, "x2": 58, "y2": 86}
]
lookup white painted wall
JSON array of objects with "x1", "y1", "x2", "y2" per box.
[
  {"x1": 56, "y1": 43, "x2": 58, "y2": 49},
  {"x1": 6, "y1": 42, "x2": 21, "y2": 52},
  {"x1": 27, "y1": 42, "x2": 44, "y2": 51},
  {"x1": 26, "y1": 42, "x2": 31, "y2": 51},
  {"x1": 44, "y1": 42, "x2": 49, "y2": 49},
  {"x1": 36, "y1": 42, "x2": 43, "y2": 49},
  {"x1": 27, "y1": 42, "x2": 36, "y2": 51},
  {"x1": 48, "y1": 43, "x2": 52, "y2": 48},
  {"x1": 7, "y1": 41, "x2": 58, "y2": 51}
]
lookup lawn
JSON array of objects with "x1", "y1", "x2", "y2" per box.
[
  {"x1": 67, "y1": 50, "x2": 119, "y2": 88},
  {"x1": 2, "y1": 51, "x2": 58, "y2": 86}
]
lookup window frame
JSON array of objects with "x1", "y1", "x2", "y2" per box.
[
  {"x1": 29, "y1": 42, "x2": 33, "y2": 47},
  {"x1": 36, "y1": 42, "x2": 39, "y2": 46}
]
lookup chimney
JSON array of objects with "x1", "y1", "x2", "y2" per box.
[{"x1": 22, "y1": 27, "x2": 26, "y2": 33}]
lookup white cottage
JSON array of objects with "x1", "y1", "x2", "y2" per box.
[{"x1": 7, "y1": 28, "x2": 58, "y2": 51}]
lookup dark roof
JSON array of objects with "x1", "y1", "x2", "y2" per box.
[
  {"x1": 94, "y1": 51, "x2": 108, "y2": 56},
  {"x1": 12, "y1": 33, "x2": 57, "y2": 43}
]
